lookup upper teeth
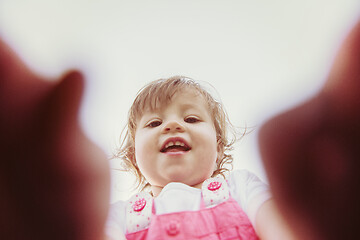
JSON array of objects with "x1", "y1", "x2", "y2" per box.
[{"x1": 165, "y1": 141, "x2": 185, "y2": 149}]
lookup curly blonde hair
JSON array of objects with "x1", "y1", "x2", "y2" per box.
[{"x1": 113, "y1": 76, "x2": 239, "y2": 190}]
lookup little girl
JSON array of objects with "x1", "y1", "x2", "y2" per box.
[{"x1": 106, "y1": 76, "x2": 292, "y2": 240}]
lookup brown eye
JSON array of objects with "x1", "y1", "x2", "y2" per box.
[
  {"x1": 147, "y1": 120, "x2": 162, "y2": 128},
  {"x1": 185, "y1": 117, "x2": 200, "y2": 123}
]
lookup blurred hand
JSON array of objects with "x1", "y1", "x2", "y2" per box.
[
  {"x1": 259, "y1": 21, "x2": 360, "y2": 240},
  {"x1": 0, "y1": 39, "x2": 110, "y2": 240}
]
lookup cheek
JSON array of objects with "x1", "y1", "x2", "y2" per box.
[
  {"x1": 134, "y1": 133, "x2": 143, "y2": 162},
  {"x1": 198, "y1": 129, "x2": 219, "y2": 159},
  {"x1": 210, "y1": 132, "x2": 220, "y2": 162},
  {"x1": 134, "y1": 133, "x2": 154, "y2": 164}
]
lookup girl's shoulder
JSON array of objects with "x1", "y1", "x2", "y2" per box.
[
  {"x1": 228, "y1": 169, "x2": 272, "y2": 226},
  {"x1": 228, "y1": 169, "x2": 267, "y2": 187},
  {"x1": 106, "y1": 200, "x2": 127, "y2": 239}
]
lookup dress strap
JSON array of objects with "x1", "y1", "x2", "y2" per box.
[
  {"x1": 201, "y1": 176, "x2": 230, "y2": 208},
  {"x1": 125, "y1": 191, "x2": 153, "y2": 234},
  {"x1": 125, "y1": 177, "x2": 231, "y2": 234}
]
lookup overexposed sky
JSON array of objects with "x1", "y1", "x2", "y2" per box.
[{"x1": 1, "y1": 0, "x2": 359, "y2": 202}]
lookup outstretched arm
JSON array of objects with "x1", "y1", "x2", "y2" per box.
[
  {"x1": 259, "y1": 20, "x2": 360, "y2": 240},
  {"x1": 0, "y1": 39, "x2": 110, "y2": 240},
  {"x1": 255, "y1": 199, "x2": 296, "y2": 240}
]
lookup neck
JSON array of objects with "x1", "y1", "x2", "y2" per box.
[{"x1": 151, "y1": 181, "x2": 204, "y2": 197}]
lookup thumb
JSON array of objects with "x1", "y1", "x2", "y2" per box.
[
  {"x1": 324, "y1": 20, "x2": 360, "y2": 109},
  {"x1": 40, "y1": 70, "x2": 85, "y2": 136}
]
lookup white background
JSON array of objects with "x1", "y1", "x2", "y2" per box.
[{"x1": 1, "y1": 0, "x2": 359, "y2": 202}]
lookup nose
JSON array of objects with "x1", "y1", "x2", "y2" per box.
[{"x1": 162, "y1": 120, "x2": 185, "y2": 133}]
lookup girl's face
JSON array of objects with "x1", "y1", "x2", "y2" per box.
[{"x1": 134, "y1": 89, "x2": 219, "y2": 191}]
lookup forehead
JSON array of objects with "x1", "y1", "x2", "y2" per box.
[{"x1": 143, "y1": 88, "x2": 210, "y2": 114}]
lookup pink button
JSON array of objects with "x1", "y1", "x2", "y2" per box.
[
  {"x1": 207, "y1": 181, "x2": 222, "y2": 191},
  {"x1": 133, "y1": 198, "x2": 146, "y2": 212},
  {"x1": 166, "y1": 220, "x2": 180, "y2": 236}
]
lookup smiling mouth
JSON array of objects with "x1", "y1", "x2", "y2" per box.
[
  {"x1": 160, "y1": 139, "x2": 191, "y2": 153},
  {"x1": 161, "y1": 145, "x2": 191, "y2": 153}
]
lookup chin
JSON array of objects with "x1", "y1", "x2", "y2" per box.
[{"x1": 166, "y1": 174, "x2": 189, "y2": 183}]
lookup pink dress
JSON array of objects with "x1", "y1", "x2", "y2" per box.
[{"x1": 125, "y1": 177, "x2": 259, "y2": 240}]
